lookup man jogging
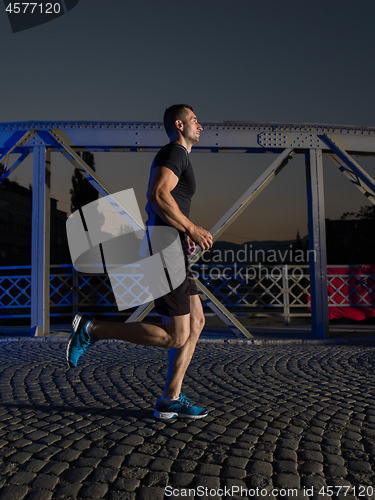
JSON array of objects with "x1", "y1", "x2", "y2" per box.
[{"x1": 67, "y1": 104, "x2": 213, "y2": 420}]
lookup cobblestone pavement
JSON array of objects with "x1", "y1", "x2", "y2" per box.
[{"x1": 0, "y1": 340, "x2": 375, "y2": 500}]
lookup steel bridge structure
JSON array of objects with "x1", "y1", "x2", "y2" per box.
[{"x1": 1, "y1": 120, "x2": 375, "y2": 338}]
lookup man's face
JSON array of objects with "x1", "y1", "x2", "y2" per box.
[{"x1": 180, "y1": 108, "x2": 203, "y2": 145}]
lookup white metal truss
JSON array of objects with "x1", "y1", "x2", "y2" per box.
[
  {"x1": 1, "y1": 121, "x2": 375, "y2": 338},
  {"x1": 305, "y1": 149, "x2": 330, "y2": 338},
  {"x1": 30, "y1": 147, "x2": 51, "y2": 336}
]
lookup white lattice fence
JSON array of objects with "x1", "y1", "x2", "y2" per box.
[{"x1": 1, "y1": 264, "x2": 375, "y2": 325}]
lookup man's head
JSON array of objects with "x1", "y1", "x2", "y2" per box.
[
  {"x1": 163, "y1": 104, "x2": 202, "y2": 150},
  {"x1": 163, "y1": 104, "x2": 194, "y2": 138}
]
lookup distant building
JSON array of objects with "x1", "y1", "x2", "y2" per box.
[{"x1": 0, "y1": 179, "x2": 70, "y2": 266}]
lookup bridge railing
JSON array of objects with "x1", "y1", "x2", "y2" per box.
[{"x1": 1, "y1": 264, "x2": 374, "y2": 329}]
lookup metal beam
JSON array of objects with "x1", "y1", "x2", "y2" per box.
[
  {"x1": 126, "y1": 302, "x2": 154, "y2": 323},
  {"x1": 31, "y1": 147, "x2": 51, "y2": 337},
  {"x1": 0, "y1": 152, "x2": 30, "y2": 182},
  {"x1": 47, "y1": 129, "x2": 145, "y2": 232},
  {"x1": 0, "y1": 130, "x2": 37, "y2": 186},
  {"x1": 2, "y1": 121, "x2": 375, "y2": 154},
  {"x1": 320, "y1": 134, "x2": 375, "y2": 197},
  {"x1": 195, "y1": 281, "x2": 253, "y2": 338},
  {"x1": 326, "y1": 153, "x2": 375, "y2": 205},
  {"x1": 0, "y1": 130, "x2": 37, "y2": 163},
  {"x1": 305, "y1": 149, "x2": 329, "y2": 339}
]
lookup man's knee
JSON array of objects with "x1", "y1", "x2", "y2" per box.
[
  {"x1": 166, "y1": 329, "x2": 190, "y2": 348},
  {"x1": 162, "y1": 316, "x2": 190, "y2": 348},
  {"x1": 170, "y1": 332, "x2": 189, "y2": 349},
  {"x1": 191, "y1": 313, "x2": 205, "y2": 335}
]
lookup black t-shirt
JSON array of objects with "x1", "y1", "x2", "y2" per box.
[{"x1": 145, "y1": 141, "x2": 196, "y2": 227}]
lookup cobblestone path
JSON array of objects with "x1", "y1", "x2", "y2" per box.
[{"x1": 0, "y1": 340, "x2": 374, "y2": 500}]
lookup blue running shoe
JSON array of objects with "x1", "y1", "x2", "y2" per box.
[
  {"x1": 66, "y1": 313, "x2": 98, "y2": 369},
  {"x1": 154, "y1": 393, "x2": 208, "y2": 420}
]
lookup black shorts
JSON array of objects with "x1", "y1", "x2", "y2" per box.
[{"x1": 153, "y1": 250, "x2": 199, "y2": 317}]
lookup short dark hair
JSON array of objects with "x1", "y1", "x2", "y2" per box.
[{"x1": 163, "y1": 104, "x2": 194, "y2": 138}]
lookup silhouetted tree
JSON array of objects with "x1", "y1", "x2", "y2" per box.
[
  {"x1": 70, "y1": 152, "x2": 99, "y2": 213},
  {"x1": 341, "y1": 204, "x2": 375, "y2": 221}
]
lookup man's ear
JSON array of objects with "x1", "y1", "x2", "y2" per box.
[{"x1": 174, "y1": 119, "x2": 184, "y2": 132}]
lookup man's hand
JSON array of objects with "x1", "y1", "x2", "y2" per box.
[
  {"x1": 186, "y1": 235, "x2": 196, "y2": 255},
  {"x1": 187, "y1": 226, "x2": 213, "y2": 251}
]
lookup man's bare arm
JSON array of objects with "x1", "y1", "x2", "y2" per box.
[{"x1": 147, "y1": 167, "x2": 213, "y2": 250}]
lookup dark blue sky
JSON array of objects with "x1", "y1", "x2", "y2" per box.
[{"x1": 1, "y1": 0, "x2": 375, "y2": 243}]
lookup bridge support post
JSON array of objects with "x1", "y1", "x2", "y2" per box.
[
  {"x1": 305, "y1": 149, "x2": 329, "y2": 339},
  {"x1": 31, "y1": 146, "x2": 51, "y2": 337}
]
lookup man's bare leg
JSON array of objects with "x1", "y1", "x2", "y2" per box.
[
  {"x1": 162, "y1": 294, "x2": 205, "y2": 399},
  {"x1": 91, "y1": 315, "x2": 190, "y2": 349}
]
